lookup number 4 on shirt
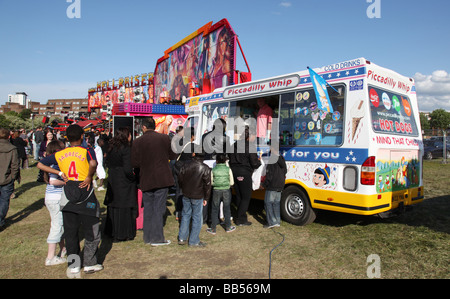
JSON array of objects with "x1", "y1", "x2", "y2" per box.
[{"x1": 68, "y1": 161, "x2": 79, "y2": 180}]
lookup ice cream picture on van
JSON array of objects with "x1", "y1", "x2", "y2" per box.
[{"x1": 350, "y1": 100, "x2": 365, "y2": 141}]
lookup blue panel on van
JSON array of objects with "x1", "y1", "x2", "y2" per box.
[{"x1": 279, "y1": 147, "x2": 368, "y2": 165}]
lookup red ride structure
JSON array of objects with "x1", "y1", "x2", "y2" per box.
[{"x1": 87, "y1": 19, "x2": 251, "y2": 133}]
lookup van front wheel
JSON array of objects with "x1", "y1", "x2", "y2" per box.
[{"x1": 281, "y1": 186, "x2": 316, "y2": 226}]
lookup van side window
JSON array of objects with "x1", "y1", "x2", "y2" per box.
[
  {"x1": 279, "y1": 85, "x2": 345, "y2": 146},
  {"x1": 186, "y1": 116, "x2": 199, "y2": 137},
  {"x1": 203, "y1": 102, "x2": 230, "y2": 132}
]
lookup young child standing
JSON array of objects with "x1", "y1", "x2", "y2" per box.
[
  {"x1": 207, "y1": 154, "x2": 235, "y2": 234},
  {"x1": 262, "y1": 146, "x2": 287, "y2": 228}
]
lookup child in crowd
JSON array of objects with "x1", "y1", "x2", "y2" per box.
[
  {"x1": 43, "y1": 140, "x2": 67, "y2": 266},
  {"x1": 262, "y1": 146, "x2": 287, "y2": 228},
  {"x1": 207, "y1": 153, "x2": 235, "y2": 234}
]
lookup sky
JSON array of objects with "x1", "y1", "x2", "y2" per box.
[{"x1": 0, "y1": 0, "x2": 449, "y2": 112}]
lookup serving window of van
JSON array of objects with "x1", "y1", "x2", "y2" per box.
[
  {"x1": 368, "y1": 86, "x2": 419, "y2": 136},
  {"x1": 202, "y1": 102, "x2": 230, "y2": 133},
  {"x1": 279, "y1": 84, "x2": 345, "y2": 146},
  {"x1": 228, "y1": 95, "x2": 279, "y2": 141}
]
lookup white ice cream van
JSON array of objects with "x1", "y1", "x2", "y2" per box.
[{"x1": 183, "y1": 58, "x2": 424, "y2": 225}]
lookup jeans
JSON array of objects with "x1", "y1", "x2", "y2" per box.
[
  {"x1": 142, "y1": 188, "x2": 168, "y2": 244},
  {"x1": 210, "y1": 189, "x2": 232, "y2": 229},
  {"x1": 264, "y1": 190, "x2": 281, "y2": 226},
  {"x1": 178, "y1": 196, "x2": 203, "y2": 245},
  {"x1": 0, "y1": 180, "x2": 15, "y2": 227}
]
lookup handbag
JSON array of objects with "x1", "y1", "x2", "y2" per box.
[{"x1": 252, "y1": 158, "x2": 266, "y2": 190}]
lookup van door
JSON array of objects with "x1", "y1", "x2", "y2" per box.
[{"x1": 376, "y1": 149, "x2": 421, "y2": 205}]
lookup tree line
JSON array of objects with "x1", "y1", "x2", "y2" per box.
[
  {"x1": 420, "y1": 109, "x2": 450, "y2": 136},
  {"x1": 0, "y1": 109, "x2": 58, "y2": 130}
]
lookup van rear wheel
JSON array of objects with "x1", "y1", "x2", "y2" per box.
[{"x1": 281, "y1": 185, "x2": 316, "y2": 226}]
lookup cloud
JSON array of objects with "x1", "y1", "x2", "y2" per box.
[
  {"x1": 414, "y1": 70, "x2": 450, "y2": 112},
  {"x1": 272, "y1": 2, "x2": 291, "y2": 15},
  {"x1": 280, "y1": 2, "x2": 292, "y2": 8}
]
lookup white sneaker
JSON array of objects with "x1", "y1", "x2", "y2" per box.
[
  {"x1": 150, "y1": 240, "x2": 171, "y2": 247},
  {"x1": 84, "y1": 264, "x2": 104, "y2": 274},
  {"x1": 67, "y1": 266, "x2": 81, "y2": 279},
  {"x1": 45, "y1": 256, "x2": 66, "y2": 266}
]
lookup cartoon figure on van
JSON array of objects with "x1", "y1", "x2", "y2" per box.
[
  {"x1": 313, "y1": 164, "x2": 331, "y2": 187},
  {"x1": 378, "y1": 175, "x2": 384, "y2": 192}
]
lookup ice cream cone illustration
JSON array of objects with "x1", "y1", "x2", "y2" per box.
[{"x1": 351, "y1": 100, "x2": 364, "y2": 140}]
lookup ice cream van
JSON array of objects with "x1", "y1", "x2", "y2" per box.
[{"x1": 183, "y1": 58, "x2": 424, "y2": 225}]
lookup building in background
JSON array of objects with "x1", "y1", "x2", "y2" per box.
[
  {"x1": 8, "y1": 92, "x2": 29, "y2": 108},
  {"x1": 1, "y1": 96, "x2": 88, "y2": 117}
]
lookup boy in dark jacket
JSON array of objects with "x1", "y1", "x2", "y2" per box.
[
  {"x1": 178, "y1": 151, "x2": 211, "y2": 247},
  {"x1": 262, "y1": 146, "x2": 287, "y2": 228}
]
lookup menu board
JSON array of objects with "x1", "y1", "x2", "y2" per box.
[{"x1": 369, "y1": 86, "x2": 418, "y2": 136}]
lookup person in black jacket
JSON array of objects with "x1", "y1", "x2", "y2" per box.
[
  {"x1": 262, "y1": 145, "x2": 287, "y2": 228},
  {"x1": 177, "y1": 151, "x2": 211, "y2": 247},
  {"x1": 131, "y1": 117, "x2": 177, "y2": 246},
  {"x1": 172, "y1": 126, "x2": 195, "y2": 221},
  {"x1": 228, "y1": 127, "x2": 261, "y2": 226},
  {"x1": 11, "y1": 131, "x2": 28, "y2": 169},
  {"x1": 104, "y1": 127, "x2": 137, "y2": 242},
  {"x1": 0, "y1": 127, "x2": 19, "y2": 229}
]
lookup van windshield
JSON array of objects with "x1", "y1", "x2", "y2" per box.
[{"x1": 368, "y1": 85, "x2": 419, "y2": 136}]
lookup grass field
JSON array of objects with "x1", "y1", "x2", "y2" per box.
[{"x1": 0, "y1": 159, "x2": 448, "y2": 279}]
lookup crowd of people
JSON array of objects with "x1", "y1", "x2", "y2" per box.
[
  {"x1": 0, "y1": 126, "x2": 72, "y2": 221},
  {"x1": 0, "y1": 116, "x2": 287, "y2": 277}
]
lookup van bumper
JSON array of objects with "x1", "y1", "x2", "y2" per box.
[{"x1": 310, "y1": 186, "x2": 424, "y2": 216}]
